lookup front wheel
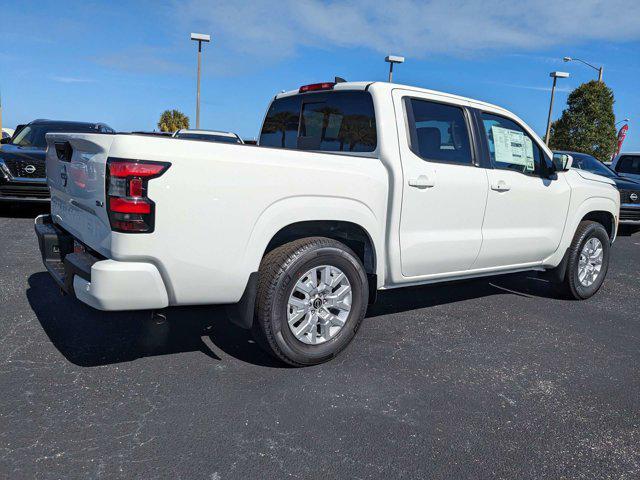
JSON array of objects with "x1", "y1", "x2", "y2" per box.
[
  {"x1": 553, "y1": 221, "x2": 611, "y2": 299},
  {"x1": 253, "y1": 237, "x2": 368, "y2": 366}
]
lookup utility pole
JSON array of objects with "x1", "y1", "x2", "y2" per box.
[
  {"x1": 545, "y1": 71, "x2": 570, "y2": 145},
  {"x1": 191, "y1": 33, "x2": 211, "y2": 129}
]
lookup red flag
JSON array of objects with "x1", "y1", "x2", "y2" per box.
[{"x1": 612, "y1": 124, "x2": 629, "y2": 160}]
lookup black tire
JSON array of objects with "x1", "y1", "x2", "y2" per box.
[
  {"x1": 553, "y1": 221, "x2": 610, "y2": 300},
  {"x1": 253, "y1": 237, "x2": 368, "y2": 367}
]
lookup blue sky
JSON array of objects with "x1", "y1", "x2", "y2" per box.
[{"x1": 2, "y1": 0, "x2": 639, "y2": 149}]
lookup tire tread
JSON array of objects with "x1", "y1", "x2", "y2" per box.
[
  {"x1": 254, "y1": 237, "x2": 366, "y2": 366},
  {"x1": 560, "y1": 220, "x2": 610, "y2": 300}
]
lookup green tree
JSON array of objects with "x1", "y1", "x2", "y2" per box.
[
  {"x1": 157, "y1": 109, "x2": 190, "y2": 133},
  {"x1": 549, "y1": 80, "x2": 617, "y2": 162}
]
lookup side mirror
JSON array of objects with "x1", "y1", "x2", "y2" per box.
[
  {"x1": 552, "y1": 153, "x2": 573, "y2": 172},
  {"x1": 0, "y1": 137, "x2": 11, "y2": 145}
]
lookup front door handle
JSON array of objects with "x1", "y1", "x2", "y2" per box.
[
  {"x1": 408, "y1": 175, "x2": 435, "y2": 189},
  {"x1": 491, "y1": 180, "x2": 511, "y2": 192}
]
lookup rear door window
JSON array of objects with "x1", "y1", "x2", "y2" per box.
[
  {"x1": 405, "y1": 98, "x2": 473, "y2": 165},
  {"x1": 260, "y1": 91, "x2": 377, "y2": 152},
  {"x1": 617, "y1": 156, "x2": 640, "y2": 174}
]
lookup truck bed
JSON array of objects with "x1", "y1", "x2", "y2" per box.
[{"x1": 45, "y1": 132, "x2": 389, "y2": 306}]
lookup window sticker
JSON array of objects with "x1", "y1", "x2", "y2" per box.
[{"x1": 491, "y1": 126, "x2": 535, "y2": 171}]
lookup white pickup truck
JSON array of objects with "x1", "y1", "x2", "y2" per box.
[{"x1": 36, "y1": 81, "x2": 620, "y2": 366}]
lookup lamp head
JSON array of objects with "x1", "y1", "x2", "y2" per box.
[
  {"x1": 190, "y1": 33, "x2": 211, "y2": 42},
  {"x1": 385, "y1": 55, "x2": 405, "y2": 64}
]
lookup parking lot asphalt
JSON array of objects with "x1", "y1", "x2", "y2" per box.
[{"x1": 0, "y1": 203, "x2": 639, "y2": 480}]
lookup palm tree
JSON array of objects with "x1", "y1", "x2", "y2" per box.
[
  {"x1": 317, "y1": 106, "x2": 341, "y2": 141},
  {"x1": 339, "y1": 114, "x2": 375, "y2": 151},
  {"x1": 267, "y1": 111, "x2": 294, "y2": 148},
  {"x1": 157, "y1": 110, "x2": 190, "y2": 133}
]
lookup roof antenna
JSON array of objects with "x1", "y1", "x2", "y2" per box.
[{"x1": 334, "y1": 76, "x2": 347, "y2": 83}]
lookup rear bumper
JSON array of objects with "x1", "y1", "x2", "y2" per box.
[{"x1": 34, "y1": 214, "x2": 168, "y2": 310}]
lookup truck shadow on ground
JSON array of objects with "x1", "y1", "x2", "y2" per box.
[
  {"x1": 0, "y1": 203, "x2": 49, "y2": 219},
  {"x1": 366, "y1": 272, "x2": 558, "y2": 318},
  {"x1": 26, "y1": 272, "x2": 282, "y2": 368},
  {"x1": 27, "y1": 269, "x2": 560, "y2": 368}
]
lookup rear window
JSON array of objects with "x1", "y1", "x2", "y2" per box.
[
  {"x1": 259, "y1": 91, "x2": 377, "y2": 153},
  {"x1": 12, "y1": 123, "x2": 103, "y2": 149},
  {"x1": 616, "y1": 155, "x2": 640, "y2": 174}
]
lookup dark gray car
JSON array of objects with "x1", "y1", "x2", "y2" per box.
[{"x1": 0, "y1": 119, "x2": 114, "y2": 203}]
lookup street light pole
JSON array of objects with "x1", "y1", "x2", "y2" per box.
[
  {"x1": 196, "y1": 41, "x2": 202, "y2": 128},
  {"x1": 385, "y1": 55, "x2": 405, "y2": 82},
  {"x1": 545, "y1": 71, "x2": 570, "y2": 145},
  {"x1": 191, "y1": 33, "x2": 211, "y2": 129},
  {"x1": 563, "y1": 57, "x2": 603, "y2": 83}
]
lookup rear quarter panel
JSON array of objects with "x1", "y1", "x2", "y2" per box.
[{"x1": 106, "y1": 135, "x2": 389, "y2": 305}]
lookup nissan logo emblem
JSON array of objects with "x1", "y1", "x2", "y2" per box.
[
  {"x1": 24, "y1": 164, "x2": 36, "y2": 174},
  {"x1": 631, "y1": 193, "x2": 639, "y2": 202}
]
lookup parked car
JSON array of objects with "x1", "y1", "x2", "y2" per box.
[
  {"x1": 35, "y1": 81, "x2": 619, "y2": 366},
  {"x1": 173, "y1": 129, "x2": 243, "y2": 144},
  {"x1": 0, "y1": 119, "x2": 114, "y2": 202},
  {"x1": 611, "y1": 152, "x2": 640, "y2": 182},
  {"x1": 556, "y1": 150, "x2": 640, "y2": 224}
]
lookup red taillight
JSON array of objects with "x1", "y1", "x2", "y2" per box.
[
  {"x1": 109, "y1": 197, "x2": 151, "y2": 214},
  {"x1": 299, "y1": 82, "x2": 335, "y2": 93},
  {"x1": 109, "y1": 162, "x2": 167, "y2": 178},
  {"x1": 129, "y1": 178, "x2": 143, "y2": 197},
  {"x1": 106, "y1": 158, "x2": 170, "y2": 233}
]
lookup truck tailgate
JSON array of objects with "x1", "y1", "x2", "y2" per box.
[{"x1": 46, "y1": 133, "x2": 115, "y2": 255}]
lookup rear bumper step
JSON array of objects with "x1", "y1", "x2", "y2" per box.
[
  {"x1": 35, "y1": 214, "x2": 91, "y2": 294},
  {"x1": 35, "y1": 214, "x2": 169, "y2": 310}
]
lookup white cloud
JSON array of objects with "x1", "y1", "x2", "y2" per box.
[
  {"x1": 50, "y1": 76, "x2": 94, "y2": 83},
  {"x1": 176, "y1": 0, "x2": 640, "y2": 62}
]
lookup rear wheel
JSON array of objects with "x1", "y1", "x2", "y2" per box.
[
  {"x1": 552, "y1": 221, "x2": 610, "y2": 299},
  {"x1": 253, "y1": 237, "x2": 368, "y2": 366}
]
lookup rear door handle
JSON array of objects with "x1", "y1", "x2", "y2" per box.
[
  {"x1": 491, "y1": 180, "x2": 511, "y2": 192},
  {"x1": 408, "y1": 175, "x2": 435, "y2": 189}
]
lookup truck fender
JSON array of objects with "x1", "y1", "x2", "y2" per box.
[
  {"x1": 243, "y1": 195, "x2": 384, "y2": 276},
  {"x1": 544, "y1": 196, "x2": 618, "y2": 267}
]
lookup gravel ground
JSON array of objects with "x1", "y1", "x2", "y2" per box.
[{"x1": 1, "y1": 203, "x2": 639, "y2": 479}]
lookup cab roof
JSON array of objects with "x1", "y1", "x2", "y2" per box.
[{"x1": 275, "y1": 81, "x2": 509, "y2": 115}]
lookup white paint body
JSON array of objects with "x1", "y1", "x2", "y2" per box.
[{"x1": 44, "y1": 82, "x2": 620, "y2": 311}]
